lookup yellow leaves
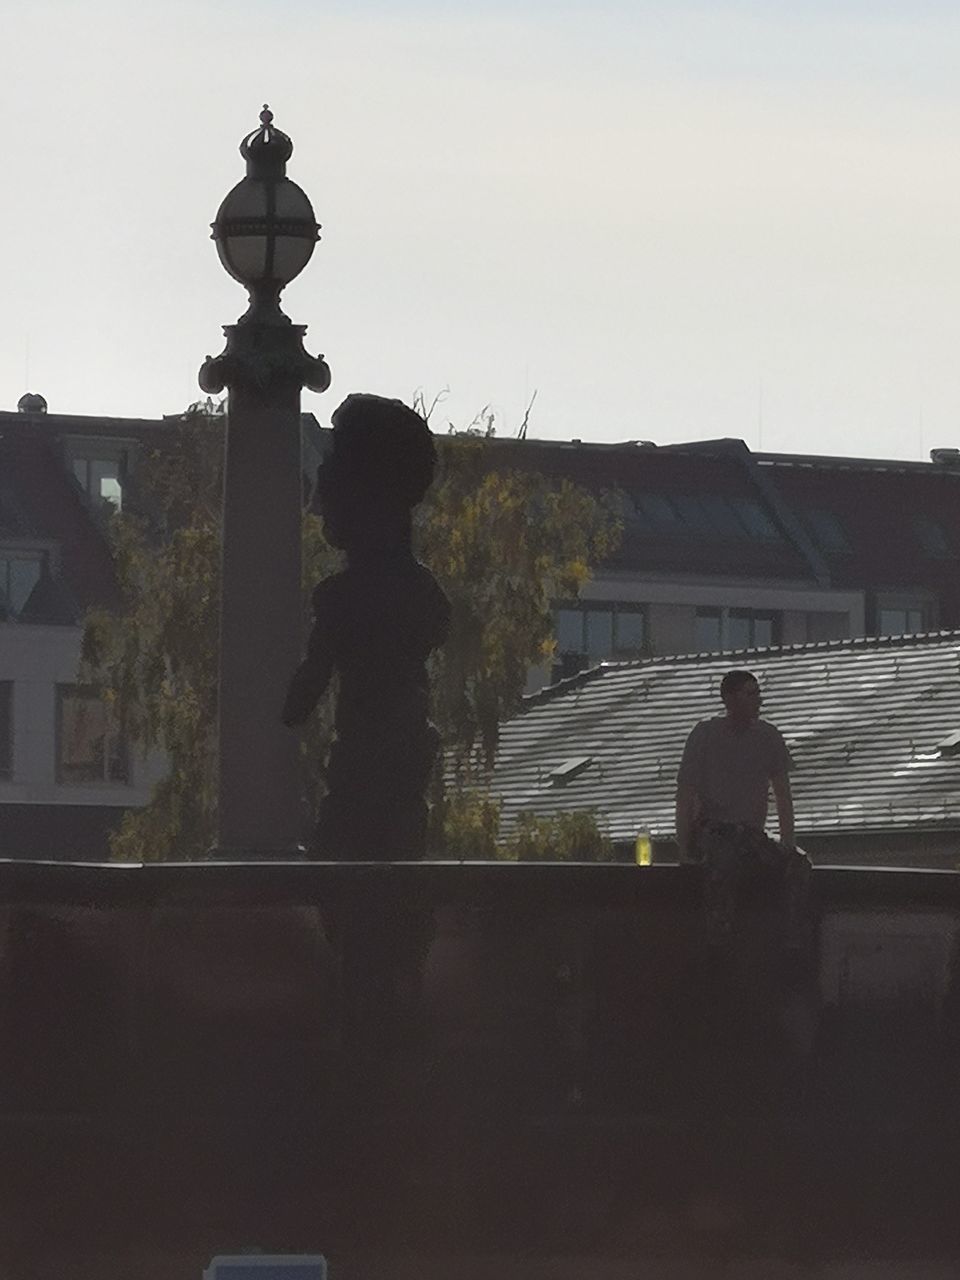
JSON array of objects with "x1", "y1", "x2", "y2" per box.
[
  {"x1": 503, "y1": 810, "x2": 614, "y2": 862},
  {"x1": 437, "y1": 788, "x2": 501, "y2": 860},
  {"x1": 421, "y1": 437, "x2": 622, "y2": 774}
]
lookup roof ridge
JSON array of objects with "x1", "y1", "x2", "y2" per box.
[
  {"x1": 520, "y1": 663, "x2": 607, "y2": 709},
  {"x1": 521, "y1": 629, "x2": 960, "y2": 710},
  {"x1": 616, "y1": 628, "x2": 960, "y2": 669}
]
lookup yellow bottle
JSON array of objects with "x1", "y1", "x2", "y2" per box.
[{"x1": 635, "y1": 829, "x2": 652, "y2": 866}]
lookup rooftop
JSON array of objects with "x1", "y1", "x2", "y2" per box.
[{"x1": 490, "y1": 629, "x2": 960, "y2": 851}]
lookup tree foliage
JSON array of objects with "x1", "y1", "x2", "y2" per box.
[
  {"x1": 507, "y1": 809, "x2": 615, "y2": 862},
  {"x1": 80, "y1": 404, "x2": 225, "y2": 860},
  {"x1": 421, "y1": 434, "x2": 621, "y2": 773},
  {"x1": 80, "y1": 402, "x2": 621, "y2": 861},
  {"x1": 438, "y1": 788, "x2": 616, "y2": 862}
]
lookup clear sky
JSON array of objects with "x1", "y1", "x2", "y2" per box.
[{"x1": 5, "y1": 0, "x2": 960, "y2": 458}]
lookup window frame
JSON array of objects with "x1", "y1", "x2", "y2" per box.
[
  {"x1": 801, "y1": 508, "x2": 852, "y2": 554},
  {"x1": 553, "y1": 601, "x2": 648, "y2": 673},
  {"x1": 0, "y1": 548, "x2": 46, "y2": 619},
  {"x1": 64, "y1": 436, "x2": 137, "y2": 515},
  {"x1": 727, "y1": 498, "x2": 781, "y2": 542},
  {"x1": 877, "y1": 606, "x2": 926, "y2": 637},
  {"x1": 55, "y1": 683, "x2": 130, "y2": 787},
  {"x1": 631, "y1": 491, "x2": 782, "y2": 543},
  {"x1": 913, "y1": 516, "x2": 953, "y2": 559},
  {"x1": 0, "y1": 542, "x2": 55, "y2": 619},
  {"x1": 694, "y1": 606, "x2": 781, "y2": 652},
  {"x1": 806, "y1": 610, "x2": 850, "y2": 643}
]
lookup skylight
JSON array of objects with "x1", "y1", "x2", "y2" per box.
[
  {"x1": 631, "y1": 492, "x2": 782, "y2": 542},
  {"x1": 548, "y1": 756, "x2": 594, "y2": 787}
]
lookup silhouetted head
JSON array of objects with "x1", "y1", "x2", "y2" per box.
[
  {"x1": 317, "y1": 394, "x2": 436, "y2": 554},
  {"x1": 720, "y1": 669, "x2": 762, "y2": 725}
]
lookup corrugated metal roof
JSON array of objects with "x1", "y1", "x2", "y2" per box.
[{"x1": 488, "y1": 631, "x2": 960, "y2": 841}]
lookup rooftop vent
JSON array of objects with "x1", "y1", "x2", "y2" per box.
[
  {"x1": 936, "y1": 730, "x2": 960, "y2": 758},
  {"x1": 547, "y1": 756, "x2": 594, "y2": 787},
  {"x1": 930, "y1": 448, "x2": 960, "y2": 465},
  {"x1": 17, "y1": 392, "x2": 47, "y2": 414}
]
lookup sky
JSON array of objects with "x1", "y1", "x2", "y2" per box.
[{"x1": 5, "y1": 0, "x2": 960, "y2": 459}]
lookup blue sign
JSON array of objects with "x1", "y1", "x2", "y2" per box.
[{"x1": 205, "y1": 1256, "x2": 327, "y2": 1280}]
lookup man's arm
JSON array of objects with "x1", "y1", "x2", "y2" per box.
[
  {"x1": 675, "y1": 783, "x2": 701, "y2": 864},
  {"x1": 675, "y1": 723, "x2": 704, "y2": 863},
  {"x1": 771, "y1": 771, "x2": 795, "y2": 849}
]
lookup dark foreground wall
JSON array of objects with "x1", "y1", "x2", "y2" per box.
[{"x1": 1, "y1": 860, "x2": 960, "y2": 1278}]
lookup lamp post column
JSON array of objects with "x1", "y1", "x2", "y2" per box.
[{"x1": 200, "y1": 108, "x2": 330, "y2": 855}]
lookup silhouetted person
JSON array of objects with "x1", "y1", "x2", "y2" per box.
[
  {"x1": 676, "y1": 669, "x2": 811, "y2": 956},
  {"x1": 283, "y1": 393, "x2": 450, "y2": 860}
]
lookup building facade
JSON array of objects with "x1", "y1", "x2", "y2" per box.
[
  {"x1": 0, "y1": 395, "x2": 325, "y2": 858},
  {"x1": 488, "y1": 436, "x2": 960, "y2": 688},
  {"x1": 4, "y1": 393, "x2": 960, "y2": 857}
]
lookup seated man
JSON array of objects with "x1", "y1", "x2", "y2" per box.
[{"x1": 675, "y1": 669, "x2": 811, "y2": 954}]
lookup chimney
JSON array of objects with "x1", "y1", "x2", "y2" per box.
[{"x1": 17, "y1": 392, "x2": 47, "y2": 415}]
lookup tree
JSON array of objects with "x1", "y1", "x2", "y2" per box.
[
  {"x1": 507, "y1": 809, "x2": 615, "y2": 862},
  {"x1": 421, "y1": 431, "x2": 621, "y2": 773},
  {"x1": 439, "y1": 790, "x2": 615, "y2": 862},
  {"x1": 80, "y1": 403, "x2": 224, "y2": 860},
  {"x1": 80, "y1": 402, "x2": 621, "y2": 860}
]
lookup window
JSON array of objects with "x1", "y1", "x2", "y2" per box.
[
  {"x1": 694, "y1": 607, "x2": 780, "y2": 652},
  {"x1": 555, "y1": 608, "x2": 585, "y2": 656},
  {"x1": 633, "y1": 493, "x2": 683, "y2": 532},
  {"x1": 56, "y1": 685, "x2": 129, "y2": 785},
  {"x1": 698, "y1": 495, "x2": 747, "y2": 539},
  {"x1": 728, "y1": 498, "x2": 781, "y2": 541},
  {"x1": 0, "y1": 682, "x2": 11, "y2": 779},
  {"x1": 800, "y1": 508, "x2": 851, "y2": 553},
  {"x1": 614, "y1": 608, "x2": 645, "y2": 653},
  {"x1": 0, "y1": 554, "x2": 41, "y2": 617},
  {"x1": 585, "y1": 608, "x2": 614, "y2": 659},
  {"x1": 631, "y1": 492, "x2": 782, "y2": 543},
  {"x1": 673, "y1": 496, "x2": 715, "y2": 533},
  {"x1": 878, "y1": 608, "x2": 925, "y2": 637},
  {"x1": 694, "y1": 608, "x2": 722, "y2": 652},
  {"x1": 73, "y1": 457, "x2": 124, "y2": 511},
  {"x1": 914, "y1": 516, "x2": 952, "y2": 558},
  {"x1": 553, "y1": 603, "x2": 647, "y2": 677},
  {"x1": 807, "y1": 611, "x2": 849, "y2": 643},
  {"x1": 0, "y1": 485, "x2": 30, "y2": 537}
]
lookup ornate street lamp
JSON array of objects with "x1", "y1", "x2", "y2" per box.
[
  {"x1": 210, "y1": 105, "x2": 321, "y2": 325},
  {"x1": 200, "y1": 107, "x2": 330, "y2": 855}
]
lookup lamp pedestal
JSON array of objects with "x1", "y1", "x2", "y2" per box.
[{"x1": 200, "y1": 322, "x2": 330, "y2": 856}]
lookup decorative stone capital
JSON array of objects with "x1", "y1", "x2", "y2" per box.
[{"x1": 199, "y1": 323, "x2": 331, "y2": 396}]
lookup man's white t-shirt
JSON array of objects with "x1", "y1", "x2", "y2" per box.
[{"x1": 677, "y1": 716, "x2": 792, "y2": 831}]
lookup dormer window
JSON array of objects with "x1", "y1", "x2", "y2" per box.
[
  {"x1": 72, "y1": 456, "x2": 124, "y2": 511},
  {"x1": 64, "y1": 437, "x2": 136, "y2": 514},
  {"x1": 0, "y1": 551, "x2": 43, "y2": 618}
]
